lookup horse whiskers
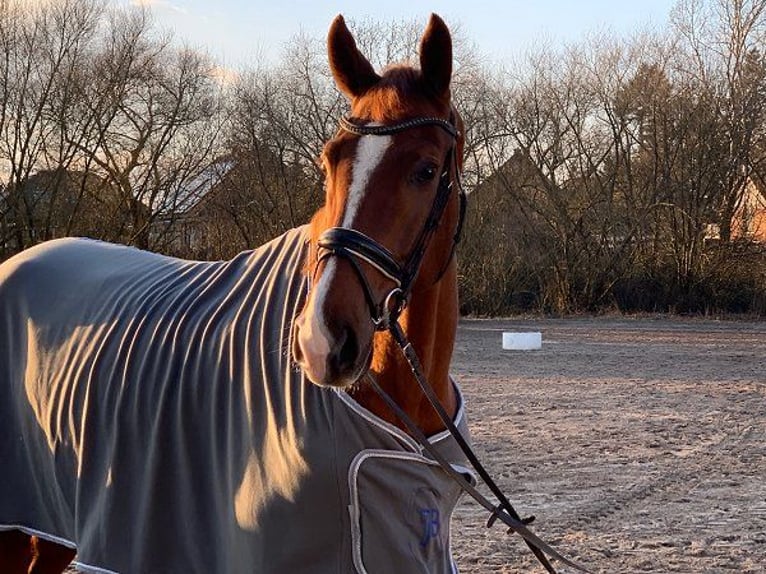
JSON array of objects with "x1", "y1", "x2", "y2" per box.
[{"x1": 345, "y1": 375, "x2": 366, "y2": 395}]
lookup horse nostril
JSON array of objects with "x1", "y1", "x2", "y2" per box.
[
  {"x1": 339, "y1": 326, "x2": 359, "y2": 370},
  {"x1": 329, "y1": 325, "x2": 359, "y2": 381}
]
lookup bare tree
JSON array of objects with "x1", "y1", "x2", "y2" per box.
[
  {"x1": 459, "y1": 1, "x2": 766, "y2": 315},
  {"x1": 465, "y1": 37, "x2": 652, "y2": 312},
  {"x1": 0, "y1": 4, "x2": 761, "y2": 313},
  {"x1": 74, "y1": 7, "x2": 223, "y2": 250},
  {"x1": 0, "y1": 1, "x2": 222, "y2": 255},
  {"x1": 0, "y1": 0, "x2": 103, "y2": 254},
  {"x1": 671, "y1": 0, "x2": 766, "y2": 241}
]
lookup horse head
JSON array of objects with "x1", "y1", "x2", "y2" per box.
[{"x1": 293, "y1": 14, "x2": 464, "y2": 388}]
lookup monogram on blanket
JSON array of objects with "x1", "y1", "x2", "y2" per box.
[{"x1": 0, "y1": 225, "x2": 471, "y2": 574}]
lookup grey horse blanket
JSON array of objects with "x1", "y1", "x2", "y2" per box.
[{"x1": 0, "y1": 225, "x2": 473, "y2": 573}]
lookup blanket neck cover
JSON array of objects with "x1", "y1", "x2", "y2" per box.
[{"x1": 0, "y1": 226, "x2": 472, "y2": 574}]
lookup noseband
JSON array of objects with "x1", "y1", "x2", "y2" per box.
[{"x1": 315, "y1": 114, "x2": 466, "y2": 330}]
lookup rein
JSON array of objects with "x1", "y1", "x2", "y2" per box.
[{"x1": 315, "y1": 114, "x2": 590, "y2": 574}]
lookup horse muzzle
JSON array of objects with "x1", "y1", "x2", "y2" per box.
[{"x1": 292, "y1": 286, "x2": 373, "y2": 388}]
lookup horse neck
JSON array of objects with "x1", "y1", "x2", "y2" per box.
[{"x1": 351, "y1": 262, "x2": 459, "y2": 436}]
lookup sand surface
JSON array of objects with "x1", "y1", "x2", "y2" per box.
[{"x1": 449, "y1": 317, "x2": 765, "y2": 573}]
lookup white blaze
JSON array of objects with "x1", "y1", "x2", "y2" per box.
[
  {"x1": 342, "y1": 133, "x2": 392, "y2": 226},
  {"x1": 300, "y1": 133, "x2": 391, "y2": 380},
  {"x1": 298, "y1": 259, "x2": 335, "y2": 382}
]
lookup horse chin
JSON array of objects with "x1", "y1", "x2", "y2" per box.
[{"x1": 293, "y1": 320, "x2": 374, "y2": 390}]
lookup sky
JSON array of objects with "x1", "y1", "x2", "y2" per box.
[{"x1": 116, "y1": 0, "x2": 678, "y2": 69}]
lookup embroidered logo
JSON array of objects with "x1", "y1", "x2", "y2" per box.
[{"x1": 419, "y1": 508, "x2": 441, "y2": 547}]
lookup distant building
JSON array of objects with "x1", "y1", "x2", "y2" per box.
[
  {"x1": 151, "y1": 158, "x2": 236, "y2": 256},
  {"x1": 731, "y1": 174, "x2": 766, "y2": 242},
  {"x1": 154, "y1": 144, "x2": 319, "y2": 260}
]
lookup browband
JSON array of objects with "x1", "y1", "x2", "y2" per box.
[{"x1": 339, "y1": 115, "x2": 458, "y2": 139}]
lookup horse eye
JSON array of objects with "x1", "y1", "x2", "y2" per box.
[{"x1": 412, "y1": 163, "x2": 438, "y2": 185}]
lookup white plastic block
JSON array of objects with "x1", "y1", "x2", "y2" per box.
[{"x1": 502, "y1": 332, "x2": 542, "y2": 350}]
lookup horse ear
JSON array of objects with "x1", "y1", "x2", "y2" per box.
[
  {"x1": 327, "y1": 15, "x2": 380, "y2": 100},
  {"x1": 419, "y1": 14, "x2": 452, "y2": 101}
]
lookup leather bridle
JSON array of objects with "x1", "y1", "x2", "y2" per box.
[
  {"x1": 312, "y1": 113, "x2": 590, "y2": 574},
  {"x1": 315, "y1": 113, "x2": 466, "y2": 330}
]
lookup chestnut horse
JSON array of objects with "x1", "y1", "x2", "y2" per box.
[
  {"x1": 0, "y1": 13, "x2": 585, "y2": 574},
  {"x1": 293, "y1": 13, "x2": 462, "y2": 437}
]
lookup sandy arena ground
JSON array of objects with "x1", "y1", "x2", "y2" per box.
[{"x1": 449, "y1": 317, "x2": 765, "y2": 574}]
